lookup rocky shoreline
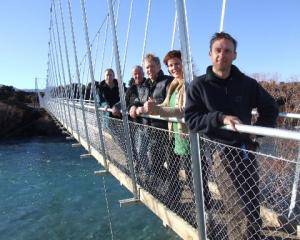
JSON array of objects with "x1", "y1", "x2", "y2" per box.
[{"x1": 0, "y1": 85, "x2": 62, "y2": 139}]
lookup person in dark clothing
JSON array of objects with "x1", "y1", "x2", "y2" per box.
[
  {"x1": 129, "y1": 54, "x2": 173, "y2": 197},
  {"x1": 97, "y1": 68, "x2": 120, "y2": 115},
  {"x1": 97, "y1": 68, "x2": 125, "y2": 146},
  {"x1": 125, "y1": 65, "x2": 148, "y2": 123},
  {"x1": 122, "y1": 65, "x2": 149, "y2": 180},
  {"x1": 185, "y1": 32, "x2": 278, "y2": 239}
]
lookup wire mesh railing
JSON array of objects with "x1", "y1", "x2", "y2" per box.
[{"x1": 40, "y1": 97, "x2": 300, "y2": 240}]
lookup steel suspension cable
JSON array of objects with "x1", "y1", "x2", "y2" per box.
[
  {"x1": 92, "y1": 33, "x2": 101, "y2": 76},
  {"x1": 219, "y1": 0, "x2": 227, "y2": 32},
  {"x1": 67, "y1": 0, "x2": 117, "y2": 93},
  {"x1": 171, "y1": 6, "x2": 177, "y2": 49},
  {"x1": 122, "y1": 0, "x2": 134, "y2": 77},
  {"x1": 49, "y1": 40, "x2": 65, "y2": 124},
  {"x1": 141, "y1": 0, "x2": 152, "y2": 64},
  {"x1": 99, "y1": 18, "x2": 109, "y2": 84},
  {"x1": 48, "y1": 14, "x2": 57, "y2": 111},
  {"x1": 81, "y1": 56, "x2": 89, "y2": 101},
  {"x1": 175, "y1": 0, "x2": 207, "y2": 239},
  {"x1": 67, "y1": 0, "x2": 91, "y2": 153},
  {"x1": 107, "y1": 0, "x2": 138, "y2": 199},
  {"x1": 57, "y1": 0, "x2": 81, "y2": 143},
  {"x1": 80, "y1": 2, "x2": 114, "y2": 239},
  {"x1": 89, "y1": 32, "x2": 103, "y2": 101},
  {"x1": 52, "y1": 0, "x2": 74, "y2": 135},
  {"x1": 80, "y1": 0, "x2": 109, "y2": 170},
  {"x1": 102, "y1": 176, "x2": 114, "y2": 240},
  {"x1": 50, "y1": 13, "x2": 68, "y2": 126},
  {"x1": 110, "y1": 0, "x2": 120, "y2": 67},
  {"x1": 49, "y1": 47, "x2": 63, "y2": 122}
]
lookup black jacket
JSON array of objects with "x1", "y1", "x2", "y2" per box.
[
  {"x1": 97, "y1": 79, "x2": 127, "y2": 108},
  {"x1": 132, "y1": 70, "x2": 172, "y2": 129},
  {"x1": 126, "y1": 77, "x2": 148, "y2": 108},
  {"x1": 124, "y1": 78, "x2": 148, "y2": 124},
  {"x1": 97, "y1": 79, "x2": 120, "y2": 108},
  {"x1": 185, "y1": 65, "x2": 278, "y2": 146}
]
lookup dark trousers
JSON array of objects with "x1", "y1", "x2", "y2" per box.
[
  {"x1": 211, "y1": 145, "x2": 261, "y2": 240},
  {"x1": 144, "y1": 129, "x2": 170, "y2": 198},
  {"x1": 148, "y1": 130, "x2": 169, "y2": 179}
]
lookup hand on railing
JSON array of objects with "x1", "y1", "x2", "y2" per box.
[
  {"x1": 223, "y1": 115, "x2": 242, "y2": 132},
  {"x1": 112, "y1": 106, "x2": 121, "y2": 117},
  {"x1": 129, "y1": 106, "x2": 137, "y2": 119},
  {"x1": 143, "y1": 97, "x2": 156, "y2": 114},
  {"x1": 136, "y1": 106, "x2": 144, "y2": 116}
]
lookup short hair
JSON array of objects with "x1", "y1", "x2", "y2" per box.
[
  {"x1": 132, "y1": 65, "x2": 144, "y2": 73},
  {"x1": 143, "y1": 53, "x2": 161, "y2": 67},
  {"x1": 104, "y1": 68, "x2": 115, "y2": 78},
  {"x1": 163, "y1": 50, "x2": 182, "y2": 66},
  {"x1": 209, "y1": 32, "x2": 238, "y2": 52}
]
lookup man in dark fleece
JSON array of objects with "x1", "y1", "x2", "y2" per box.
[
  {"x1": 185, "y1": 32, "x2": 278, "y2": 239},
  {"x1": 130, "y1": 54, "x2": 173, "y2": 198}
]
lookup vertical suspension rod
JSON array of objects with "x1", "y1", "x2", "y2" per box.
[
  {"x1": 171, "y1": 6, "x2": 177, "y2": 49},
  {"x1": 219, "y1": 0, "x2": 227, "y2": 32},
  {"x1": 50, "y1": 39, "x2": 65, "y2": 125},
  {"x1": 80, "y1": 0, "x2": 109, "y2": 169},
  {"x1": 48, "y1": 9, "x2": 60, "y2": 119},
  {"x1": 67, "y1": 0, "x2": 92, "y2": 153},
  {"x1": 122, "y1": 0, "x2": 134, "y2": 76},
  {"x1": 109, "y1": 0, "x2": 121, "y2": 67},
  {"x1": 175, "y1": 0, "x2": 207, "y2": 239},
  {"x1": 107, "y1": 0, "x2": 138, "y2": 199},
  {"x1": 99, "y1": 18, "x2": 109, "y2": 84},
  {"x1": 57, "y1": 0, "x2": 81, "y2": 143},
  {"x1": 141, "y1": 0, "x2": 152, "y2": 64},
  {"x1": 50, "y1": 16, "x2": 68, "y2": 126},
  {"x1": 52, "y1": 0, "x2": 74, "y2": 134}
]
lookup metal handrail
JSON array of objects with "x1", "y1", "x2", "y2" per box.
[
  {"x1": 52, "y1": 98, "x2": 300, "y2": 142},
  {"x1": 56, "y1": 97, "x2": 300, "y2": 120}
]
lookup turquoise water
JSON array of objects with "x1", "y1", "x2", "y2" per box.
[{"x1": 0, "y1": 138, "x2": 179, "y2": 240}]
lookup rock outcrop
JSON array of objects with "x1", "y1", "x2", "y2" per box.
[{"x1": 0, "y1": 85, "x2": 62, "y2": 139}]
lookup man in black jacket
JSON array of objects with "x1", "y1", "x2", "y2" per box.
[
  {"x1": 185, "y1": 32, "x2": 278, "y2": 239},
  {"x1": 130, "y1": 54, "x2": 173, "y2": 198}
]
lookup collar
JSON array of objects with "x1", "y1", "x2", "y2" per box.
[{"x1": 205, "y1": 65, "x2": 241, "y2": 84}]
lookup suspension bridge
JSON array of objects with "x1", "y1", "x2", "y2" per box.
[{"x1": 37, "y1": 0, "x2": 300, "y2": 239}]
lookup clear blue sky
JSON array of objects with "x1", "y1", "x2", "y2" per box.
[{"x1": 1, "y1": 0, "x2": 299, "y2": 90}]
